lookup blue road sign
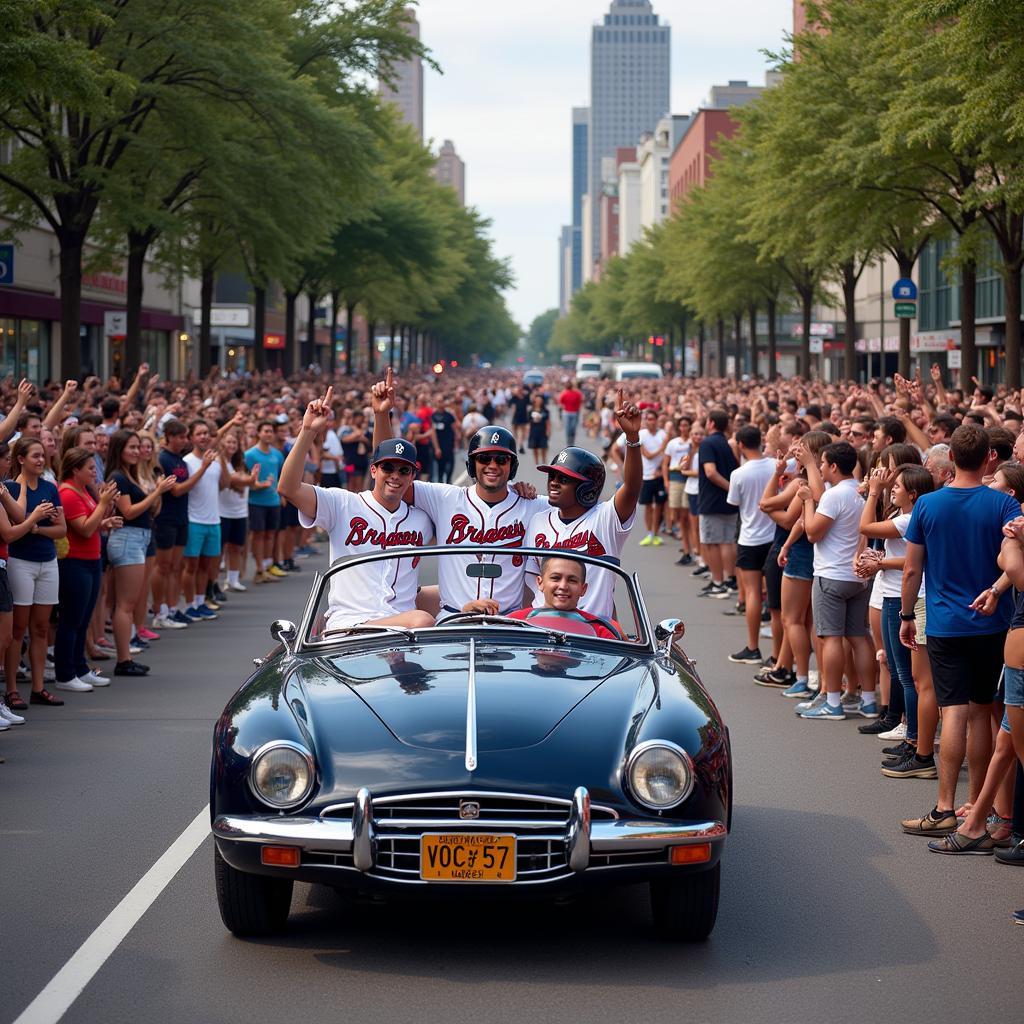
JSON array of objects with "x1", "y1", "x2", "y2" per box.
[
  {"x1": 0, "y1": 244, "x2": 13, "y2": 285},
  {"x1": 892, "y1": 277, "x2": 917, "y2": 301}
]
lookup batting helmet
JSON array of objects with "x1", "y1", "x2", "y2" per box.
[
  {"x1": 538, "y1": 447, "x2": 605, "y2": 508},
  {"x1": 465, "y1": 425, "x2": 519, "y2": 481}
]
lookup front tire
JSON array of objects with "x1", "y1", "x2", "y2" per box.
[
  {"x1": 215, "y1": 846, "x2": 293, "y2": 937},
  {"x1": 650, "y1": 863, "x2": 720, "y2": 941}
]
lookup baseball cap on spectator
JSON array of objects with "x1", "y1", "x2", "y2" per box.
[{"x1": 372, "y1": 438, "x2": 418, "y2": 467}]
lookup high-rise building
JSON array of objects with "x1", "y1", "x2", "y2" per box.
[
  {"x1": 588, "y1": 0, "x2": 670, "y2": 266},
  {"x1": 559, "y1": 226, "x2": 573, "y2": 315},
  {"x1": 570, "y1": 107, "x2": 589, "y2": 297},
  {"x1": 377, "y1": 7, "x2": 424, "y2": 140},
  {"x1": 638, "y1": 114, "x2": 690, "y2": 231},
  {"x1": 433, "y1": 140, "x2": 466, "y2": 205}
]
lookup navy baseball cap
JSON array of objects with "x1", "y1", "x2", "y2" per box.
[{"x1": 371, "y1": 438, "x2": 418, "y2": 467}]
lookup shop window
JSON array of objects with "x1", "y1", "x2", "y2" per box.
[{"x1": 0, "y1": 318, "x2": 50, "y2": 383}]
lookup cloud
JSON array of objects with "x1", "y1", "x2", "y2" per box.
[{"x1": 417, "y1": 0, "x2": 793, "y2": 329}]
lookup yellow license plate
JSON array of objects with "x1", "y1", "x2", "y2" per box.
[{"x1": 420, "y1": 833, "x2": 517, "y2": 882}]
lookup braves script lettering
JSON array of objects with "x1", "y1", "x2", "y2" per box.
[
  {"x1": 445, "y1": 515, "x2": 526, "y2": 546},
  {"x1": 344, "y1": 517, "x2": 425, "y2": 548},
  {"x1": 533, "y1": 530, "x2": 607, "y2": 557}
]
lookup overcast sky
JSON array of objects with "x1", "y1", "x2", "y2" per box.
[{"x1": 418, "y1": 0, "x2": 793, "y2": 333}]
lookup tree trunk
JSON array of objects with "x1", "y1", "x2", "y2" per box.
[
  {"x1": 842, "y1": 261, "x2": 857, "y2": 382},
  {"x1": 284, "y1": 290, "x2": 298, "y2": 378},
  {"x1": 389, "y1": 323, "x2": 398, "y2": 369},
  {"x1": 253, "y1": 284, "x2": 266, "y2": 373},
  {"x1": 366, "y1": 320, "x2": 377, "y2": 375},
  {"x1": 716, "y1": 318, "x2": 725, "y2": 377},
  {"x1": 767, "y1": 297, "x2": 778, "y2": 379},
  {"x1": 125, "y1": 229, "x2": 154, "y2": 377},
  {"x1": 344, "y1": 302, "x2": 356, "y2": 375},
  {"x1": 57, "y1": 233, "x2": 86, "y2": 380},
  {"x1": 732, "y1": 311, "x2": 742, "y2": 375},
  {"x1": 676, "y1": 313, "x2": 687, "y2": 376},
  {"x1": 199, "y1": 263, "x2": 215, "y2": 377},
  {"x1": 327, "y1": 290, "x2": 339, "y2": 377},
  {"x1": 1004, "y1": 263, "x2": 1022, "y2": 391},
  {"x1": 697, "y1": 322, "x2": 705, "y2": 378},
  {"x1": 799, "y1": 284, "x2": 812, "y2": 379},
  {"x1": 304, "y1": 289, "x2": 318, "y2": 370},
  {"x1": 748, "y1": 303, "x2": 758, "y2": 378},
  {"x1": 960, "y1": 260, "x2": 977, "y2": 389}
]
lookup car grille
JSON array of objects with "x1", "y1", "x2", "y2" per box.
[{"x1": 316, "y1": 791, "x2": 619, "y2": 883}]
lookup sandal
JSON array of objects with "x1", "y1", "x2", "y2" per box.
[
  {"x1": 927, "y1": 831, "x2": 994, "y2": 855},
  {"x1": 5, "y1": 691, "x2": 28, "y2": 711},
  {"x1": 988, "y1": 814, "x2": 1014, "y2": 847},
  {"x1": 29, "y1": 689, "x2": 64, "y2": 707}
]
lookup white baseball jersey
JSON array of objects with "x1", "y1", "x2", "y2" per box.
[
  {"x1": 298, "y1": 486, "x2": 431, "y2": 629},
  {"x1": 412, "y1": 481, "x2": 550, "y2": 614},
  {"x1": 526, "y1": 499, "x2": 637, "y2": 620}
]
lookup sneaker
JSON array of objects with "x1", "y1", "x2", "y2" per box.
[
  {"x1": 675, "y1": 554, "x2": 693, "y2": 566},
  {"x1": 800, "y1": 701, "x2": 846, "y2": 720},
  {"x1": 203, "y1": 596, "x2": 220, "y2": 611},
  {"x1": 0, "y1": 702, "x2": 25, "y2": 725},
  {"x1": 55, "y1": 677, "x2": 93, "y2": 692},
  {"x1": 901, "y1": 806, "x2": 957, "y2": 836},
  {"x1": 853, "y1": 700, "x2": 880, "y2": 719},
  {"x1": 170, "y1": 609, "x2": 191, "y2": 626},
  {"x1": 252, "y1": 571, "x2": 268, "y2": 584},
  {"x1": 729, "y1": 646, "x2": 762, "y2": 664},
  {"x1": 0, "y1": 716, "x2": 8, "y2": 731},
  {"x1": 995, "y1": 837, "x2": 1024, "y2": 866},
  {"x1": 650, "y1": 536, "x2": 663, "y2": 547},
  {"x1": 226, "y1": 580, "x2": 247, "y2": 592},
  {"x1": 184, "y1": 607, "x2": 206, "y2": 622},
  {"x1": 840, "y1": 691, "x2": 861, "y2": 713},
  {"x1": 883, "y1": 740, "x2": 916, "y2": 758},
  {"x1": 130, "y1": 640, "x2": 147, "y2": 653},
  {"x1": 755, "y1": 667, "x2": 791, "y2": 688},
  {"x1": 1013, "y1": 909, "x2": 1024, "y2": 925},
  {"x1": 638, "y1": 535, "x2": 654, "y2": 547},
  {"x1": 795, "y1": 691, "x2": 826, "y2": 714},
  {"x1": 97, "y1": 637, "x2": 115, "y2": 650},
  {"x1": 782, "y1": 680, "x2": 815, "y2": 699},
  {"x1": 43, "y1": 663, "x2": 56, "y2": 683},
  {"x1": 153, "y1": 614, "x2": 187, "y2": 631},
  {"x1": 881, "y1": 753, "x2": 938, "y2": 779},
  {"x1": 138, "y1": 627, "x2": 160, "y2": 642},
  {"x1": 114, "y1": 660, "x2": 150, "y2": 677},
  {"x1": 268, "y1": 564, "x2": 288, "y2": 578},
  {"x1": 691, "y1": 563, "x2": 709, "y2": 578},
  {"x1": 710, "y1": 585, "x2": 733, "y2": 600},
  {"x1": 807, "y1": 669, "x2": 820, "y2": 690},
  {"x1": 197, "y1": 604, "x2": 219, "y2": 619},
  {"x1": 858, "y1": 717, "x2": 897, "y2": 735},
  {"x1": 926, "y1": 831, "x2": 994, "y2": 855},
  {"x1": 878, "y1": 721, "x2": 908, "y2": 741},
  {"x1": 724, "y1": 577, "x2": 738, "y2": 594},
  {"x1": 80, "y1": 670, "x2": 110, "y2": 687},
  {"x1": 759, "y1": 624, "x2": 773, "y2": 639},
  {"x1": 212, "y1": 583, "x2": 228, "y2": 603},
  {"x1": 700, "y1": 583, "x2": 728, "y2": 599}
]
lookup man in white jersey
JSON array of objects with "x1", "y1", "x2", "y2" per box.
[
  {"x1": 278, "y1": 386, "x2": 434, "y2": 631},
  {"x1": 370, "y1": 368, "x2": 548, "y2": 618},
  {"x1": 527, "y1": 392, "x2": 642, "y2": 621}
]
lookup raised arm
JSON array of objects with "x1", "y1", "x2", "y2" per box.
[
  {"x1": 278, "y1": 386, "x2": 332, "y2": 522},
  {"x1": 0, "y1": 378, "x2": 33, "y2": 443},
  {"x1": 43, "y1": 380, "x2": 79, "y2": 430},
  {"x1": 370, "y1": 367, "x2": 398, "y2": 450},
  {"x1": 612, "y1": 390, "x2": 643, "y2": 524}
]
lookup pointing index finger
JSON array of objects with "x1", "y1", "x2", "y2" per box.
[
  {"x1": 385, "y1": 366, "x2": 393, "y2": 389},
  {"x1": 323, "y1": 385, "x2": 334, "y2": 409}
]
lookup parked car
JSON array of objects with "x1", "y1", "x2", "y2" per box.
[
  {"x1": 574, "y1": 355, "x2": 603, "y2": 380},
  {"x1": 523, "y1": 369, "x2": 546, "y2": 387},
  {"x1": 611, "y1": 361, "x2": 664, "y2": 382},
  {"x1": 211, "y1": 546, "x2": 731, "y2": 941}
]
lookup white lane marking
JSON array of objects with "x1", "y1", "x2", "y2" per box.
[{"x1": 14, "y1": 804, "x2": 210, "y2": 1024}]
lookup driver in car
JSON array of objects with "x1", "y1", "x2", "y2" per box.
[
  {"x1": 278, "y1": 387, "x2": 435, "y2": 631},
  {"x1": 464, "y1": 555, "x2": 625, "y2": 640}
]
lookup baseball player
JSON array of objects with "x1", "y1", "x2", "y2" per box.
[
  {"x1": 526, "y1": 391, "x2": 643, "y2": 620},
  {"x1": 371, "y1": 368, "x2": 549, "y2": 618},
  {"x1": 278, "y1": 386, "x2": 434, "y2": 631}
]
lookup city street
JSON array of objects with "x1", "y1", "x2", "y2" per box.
[{"x1": 3, "y1": 436, "x2": 1019, "y2": 1024}]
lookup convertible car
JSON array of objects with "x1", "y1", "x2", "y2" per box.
[{"x1": 211, "y1": 546, "x2": 731, "y2": 941}]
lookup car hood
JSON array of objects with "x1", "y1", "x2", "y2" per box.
[{"x1": 302, "y1": 641, "x2": 645, "y2": 754}]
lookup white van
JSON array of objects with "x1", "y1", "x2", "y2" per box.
[
  {"x1": 611, "y1": 361, "x2": 663, "y2": 382},
  {"x1": 574, "y1": 355, "x2": 603, "y2": 380}
]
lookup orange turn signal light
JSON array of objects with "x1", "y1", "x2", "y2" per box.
[
  {"x1": 261, "y1": 845, "x2": 300, "y2": 867},
  {"x1": 669, "y1": 843, "x2": 711, "y2": 866}
]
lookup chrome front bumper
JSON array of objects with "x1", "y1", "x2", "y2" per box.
[{"x1": 213, "y1": 786, "x2": 726, "y2": 878}]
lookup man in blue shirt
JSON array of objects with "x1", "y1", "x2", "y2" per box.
[
  {"x1": 245, "y1": 421, "x2": 285, "y2": 584},
  {"x1": 899, "y1": 423, "x2": 1022, "y2": 840},
  {"x1": 697, "y1": 409, "x2": 739, "y2": 599}
]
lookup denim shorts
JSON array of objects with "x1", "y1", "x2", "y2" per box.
[
  {"x1": 106, "y1": 526, "x2": 151, "y2": 567},
  {"x1": 782, "y1": 541, "x2": 814, "y2": 581},
  {"x1": 1005, "y1": 664, "x2": 1024, "y2": 708}
]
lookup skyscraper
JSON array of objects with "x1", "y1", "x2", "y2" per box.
[
  {"x1": 433, "y1": 140, "x2": 466, "y2": 205},
  {"x1": 571, "y1": 107, "x2": 589, "y2": 297},
  {"x1": 377, "y1": 7, "x2": 424, "y2": 140},
  {"x1": 588, "y1": 0, "x2": 670, "y2": 266}
]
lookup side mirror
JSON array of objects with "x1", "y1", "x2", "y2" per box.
[
  {"x1": 655, "y1": 618, "x2": 684, "y2": 654},
  {"x1": 270, "y1": 619, "x2": 298, "y2": 655}
]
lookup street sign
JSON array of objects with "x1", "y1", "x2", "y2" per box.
[
  {"x1": 948, "y1": 350, "x2": 962, "y2": 369},
  {"x1": 894, "y1": 301, "x2": 917, "y2": 318},
  {"x1": 892, "y1": 278, "x2": 917, "y2": 301},
  {"x1": 0, "y1": 243, "x2": 13, "y2": 285},
  {"x1": 103, "y1": 311, "x2": 127, "y2": 337},
  {"x1": 809, "y1": 337, "x2": 824, "y2": 354}
]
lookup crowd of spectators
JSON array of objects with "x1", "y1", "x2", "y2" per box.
[{"x1": 0, "y1": 359, "x2": 1021, "y2": 924}]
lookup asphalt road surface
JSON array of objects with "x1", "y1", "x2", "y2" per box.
[{"x1": 4, "y1": 429, "x2": 1021, "y2": 1024}]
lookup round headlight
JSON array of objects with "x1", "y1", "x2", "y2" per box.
[
  {"x1": 627, "y1": 741, "x2": 693, "y2": 810},
  {"x1": 249, "y1": 742, "x2": 314, "y2": 809}
]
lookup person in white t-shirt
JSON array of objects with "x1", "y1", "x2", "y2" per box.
[
  {"x1": 526, "y1": 391, "x2": 642, "y2": 621},
  {"x1": 796, "y1": 440, "x2": 876, "y2": 721},
  {"x1": 725, "y1": 425, "x2": 780, "y2": 665},
  {"x1": 181, "y1": 420, "x2": 227, "y2": 622},
  {"x1": 319, "y1": 412, "x2": 344, "y2": 489},
  {"x1": 662, "y1": 416, "x2": 695, "y2": 565},
  {"x1": 278, "y1": 387, "x2": 434, "y2": 631}
]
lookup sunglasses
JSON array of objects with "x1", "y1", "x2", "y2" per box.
[
  {"x1": 474, "y1": 453, "x2": 511, "y2": 466},
  {"x1": 547, "y1": 471, "x2": 577, "y2": 485},
  {"x1": 376, "y1": 462, "x2": 414, "y2": 476}
]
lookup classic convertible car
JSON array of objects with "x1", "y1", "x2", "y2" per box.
[{"x1": 211, "y1": 546, "x2": 731, "y2": 941}]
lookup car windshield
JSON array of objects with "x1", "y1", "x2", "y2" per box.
[{"x1": 301, "y1": 545, "x2": 651, "y2": 650}]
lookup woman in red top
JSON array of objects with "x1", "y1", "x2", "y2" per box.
[{"x1": 54, "y1": 448, "x2": 121, "y2": 692}]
